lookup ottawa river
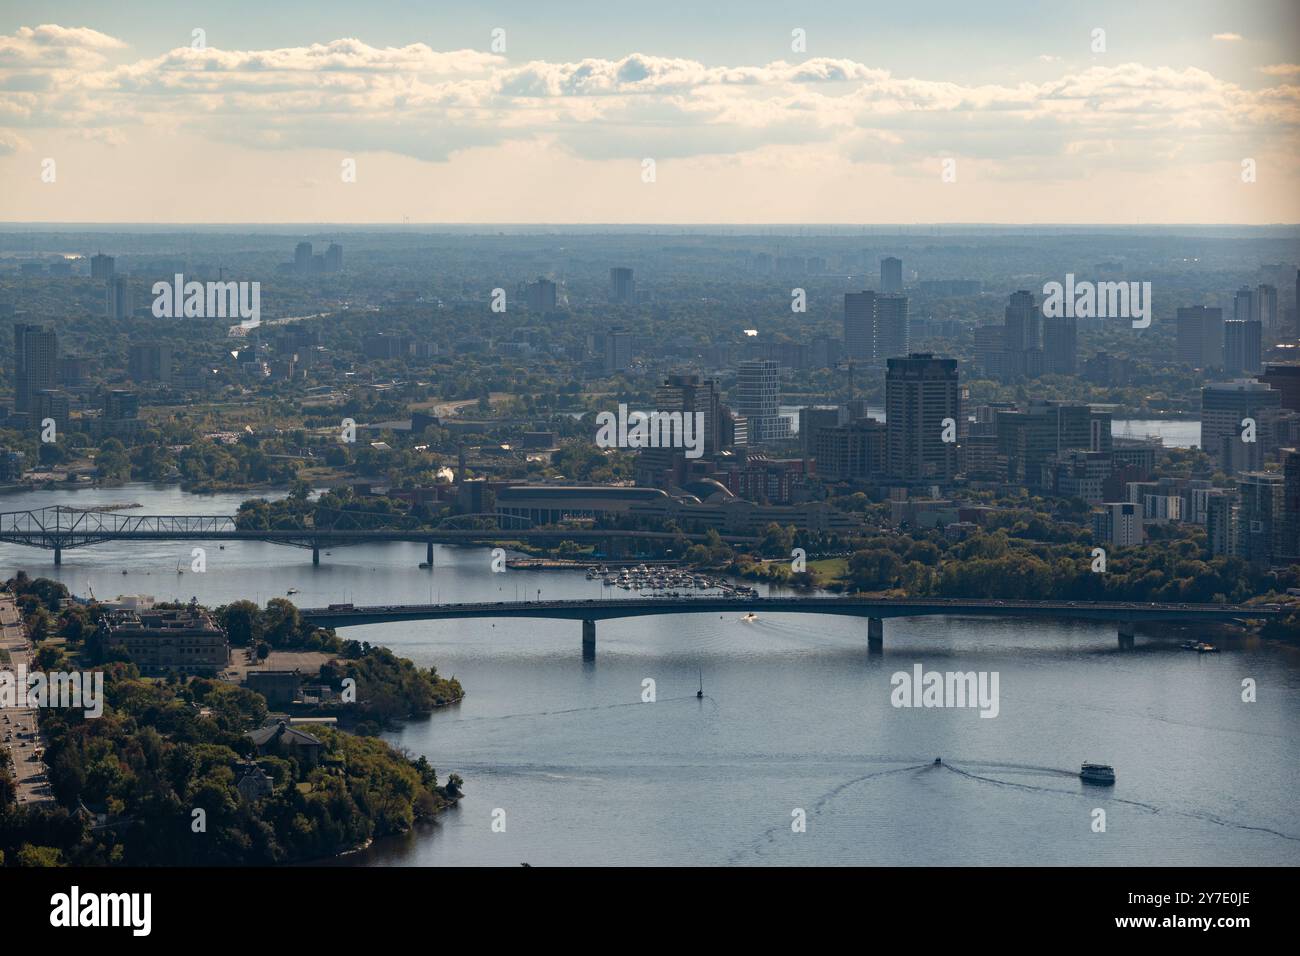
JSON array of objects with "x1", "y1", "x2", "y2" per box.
[{"x1": 1, "y1": 484, "x2": 1297, "y2": 866}]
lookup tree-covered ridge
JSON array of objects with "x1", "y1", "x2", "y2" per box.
[
  {"x1": 323, "y1": 643, "x2": 464, "y2": 723},
  {"x1": 0, "y1": 578, "x2": 465, "y2": 866},
  {"x1": 1, "y1": 664, "x2": 459, "y2": 866}
]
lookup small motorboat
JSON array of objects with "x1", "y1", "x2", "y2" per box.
[
  {"x1": 1196, "y1": 642, "x2": 1220, "y2": 653},
  {"x1": 1080, "y1": 763, "x2": 1116, "y2": 786},
  {"x1": 934, "y1": 757, "x2": 942, "y2": 766},
  {"x1": 286, "y1": 587, "x2": 300, "y2": 595},
  {"x1": 742, "y1": 612, "x2": 758, "y2": 623}
]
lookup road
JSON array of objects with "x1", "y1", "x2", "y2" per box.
[
  {"x1": 300, "y1": 594, "x2": 1284, "y2": 627},
  {"x1": 0, "y1": 593, "x2": 54, "y2": 807}
]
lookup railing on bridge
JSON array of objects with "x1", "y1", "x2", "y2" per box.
[
  {"x1": 0, "y1": 507, "x2": 758, "y2": 562},
  {"x1": 0, "y1": 507, "x2": 236, "y2": 545}
]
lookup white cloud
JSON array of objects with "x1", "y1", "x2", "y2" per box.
[
  {"x1": 0, "y1": 24, "x2": 125, "y2": 68},
  {"x1": 0, "y1": 25, "x2": 1296, "y2": 186},
  {"x1": 1212, "y1": 33, "x2": 1244, "y2": 42}
]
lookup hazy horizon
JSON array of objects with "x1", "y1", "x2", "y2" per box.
[{"x1": 3, "y1": 223, "x2": 1299, "y2": 235}]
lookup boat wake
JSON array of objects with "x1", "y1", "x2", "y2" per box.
[
  {"x1": 728, "y1": 762, "x2": 930, "y2": 864},
  {"x1": 439, "y1": 693, "x2": 719, "y2": 725},
  {"x1": 942, "y1": 761, "x2": 1158, "y2": 807},
  {"x1": 941, "y1": 762, "x2": 1300, "y2": 842}
]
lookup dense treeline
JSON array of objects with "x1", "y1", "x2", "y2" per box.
[
  {"x1": 1, "y1": 666, "x2": 456, "y2": 865},
  {"x1": 322, "y1": 643, "x2": 464, "y2": 727},
  {"x1": 235, "y1": 483, "x2": 442, "y2": 530},
  {"x1": 0, "y1": 582, "x2": 465, "y2": 866},
  {"x1": 668, "y1": 517, "x2": 1300, "y2": 640},
  {"x1": 834, "y1": 525, "x2": 1293, "y2": 606}
]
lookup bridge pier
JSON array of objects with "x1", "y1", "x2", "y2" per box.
[
  {"x1": 53, "y1": 546, "x2": 61, "y2": 566},
  {"x1": 582, "y1": 619, "x2": 596, "y2": 661},
  {"x1": 312, "y1": 545, "x2": 320, "y2": 566},
  {"x1": 868, "y1": 617, "x2": 883, "y2": 653},
  {"x1": 1118, "y1": 626, "x2": 1135, "y2": 650}
]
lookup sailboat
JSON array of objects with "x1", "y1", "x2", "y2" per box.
[
  {"x1": 176, "y1": 560, "x2": 184, "y2": 575},
  {"x1": 696, "y1": 669, "x2": 703, "y2": 700}
]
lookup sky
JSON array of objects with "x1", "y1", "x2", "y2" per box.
[{"x1": 1, "y1": 0, "x2": 1298, "y2": 225}]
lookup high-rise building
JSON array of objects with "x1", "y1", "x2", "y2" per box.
[
  {"x1": 34, "y1": 389, "x2": 70, "y2": 433},
  {"x1": 1260, "y1": 364, "x2": 1300, "y2": 412},
  {"x1": 1233, "y1": 286, "x2": 1256, "y2": 323},
  {"x1": 603, "y1": 328, "x2": 633, "y2": 374},
  {"x1": 128, "y1": 343, "x2": 173, "y2": 384},
  {"x1": 1236, "y1": 472, "x2": 1284, "y2": 566},
  {"x1": 843, "y1": 291, "x2": 875, "y2": 361},
  {"x1": 655, "y1": 374, "x2": 723, "y2": 457},
  {"x1": 974, "y1": 324, "x2": 1008, "y2": 378},
  {"x1": 875, "y1": 294, "x2": 909, "y2": 362},
  {"x1": 1205, "y1": 490, "x2": 1237, "y2": 556},
  {"x1": 995, "y1": 400, "x2": 1111, "y2": 488},
  {"x1": 736, "y1": 359, "x2": 790, "y2": 443},
  {"x1": 721, "y1": 407, "x2": 748, "y2": 448},
  {"x1": 106, "y1": 276, "x2": 132, "y2": 320},
  {"x1": 979, "y1": 290, "x2": 1045, "y2": 380},
  {"x1": 324, "y1": 243, "x2": 343, "y2": 273},
  {"x1": 1004, "y1": 290, "x2": 1042, "y2": 352},
  {"x1": 525, "y1": 277, "x2": 557, "y2": 312},
  {"x1": 799, "y1": 405, "x2": 848, "y2": 462},
  {"x1": 1042, "y1": 313, "x2": 1077, "y2": 375},
  {"x1": 1223, "y1": 319, "x2": 1263, "y2": 375},
  {"x1": 294, "y1": 242, "x2": 313, "y2": 274},
  {"x1": 1200, "y1": 380, "x2": 1281, "y2": 472},
  {"x1": 880, "y1": 256, "x2": 903, "y2": 294},
  {"x1": 1176, "y1": 306, "x2": 1224, "y2": 368},
  {"x1": 1257, "y1": 284, "x2": 1279, "y2": 332},
  {"x1": 843, "y1": 291, "x2": 908, "y2": 364},
  {"x1": 609, "y1": 267, "x2": 635, "y2": 305},
  {"x1": 814, "y1": 418, "x2": 887, "y2": 481},
  {"x1": 885, "y1": 353, "x2": 960, "y2": 482},
  {"x1": 90, "y1": 253, "x2": 115, "y2": 281},
  {"x1": 14, "y1": 323, "x2": 58, "y2": 413},
  {"x1": 1092, "y1": 502, "x2": 1144, "y2": 547},
  {"x1": 1281, "y1": 450, "x2": 1300, "y2": 563},
  {"x1": 1044, "y1": 449, "x2": 1110, "y2": 504}
]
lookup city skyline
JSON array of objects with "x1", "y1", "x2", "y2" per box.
[{"x1": 0, "y1": 0, "x2": 1297, "y2": 905}]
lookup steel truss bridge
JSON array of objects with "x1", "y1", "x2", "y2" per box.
[{"x1": 0, "y1": 507, "x2": 756, "y2": 565}]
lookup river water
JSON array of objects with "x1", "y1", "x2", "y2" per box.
[{"x1": 1, "y1": 484, "x2": 1295, "y2": 866}]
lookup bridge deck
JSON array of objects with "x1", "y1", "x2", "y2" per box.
[{"x1": 299, "y1": 596, "x2": 1284, "y2": 626}]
